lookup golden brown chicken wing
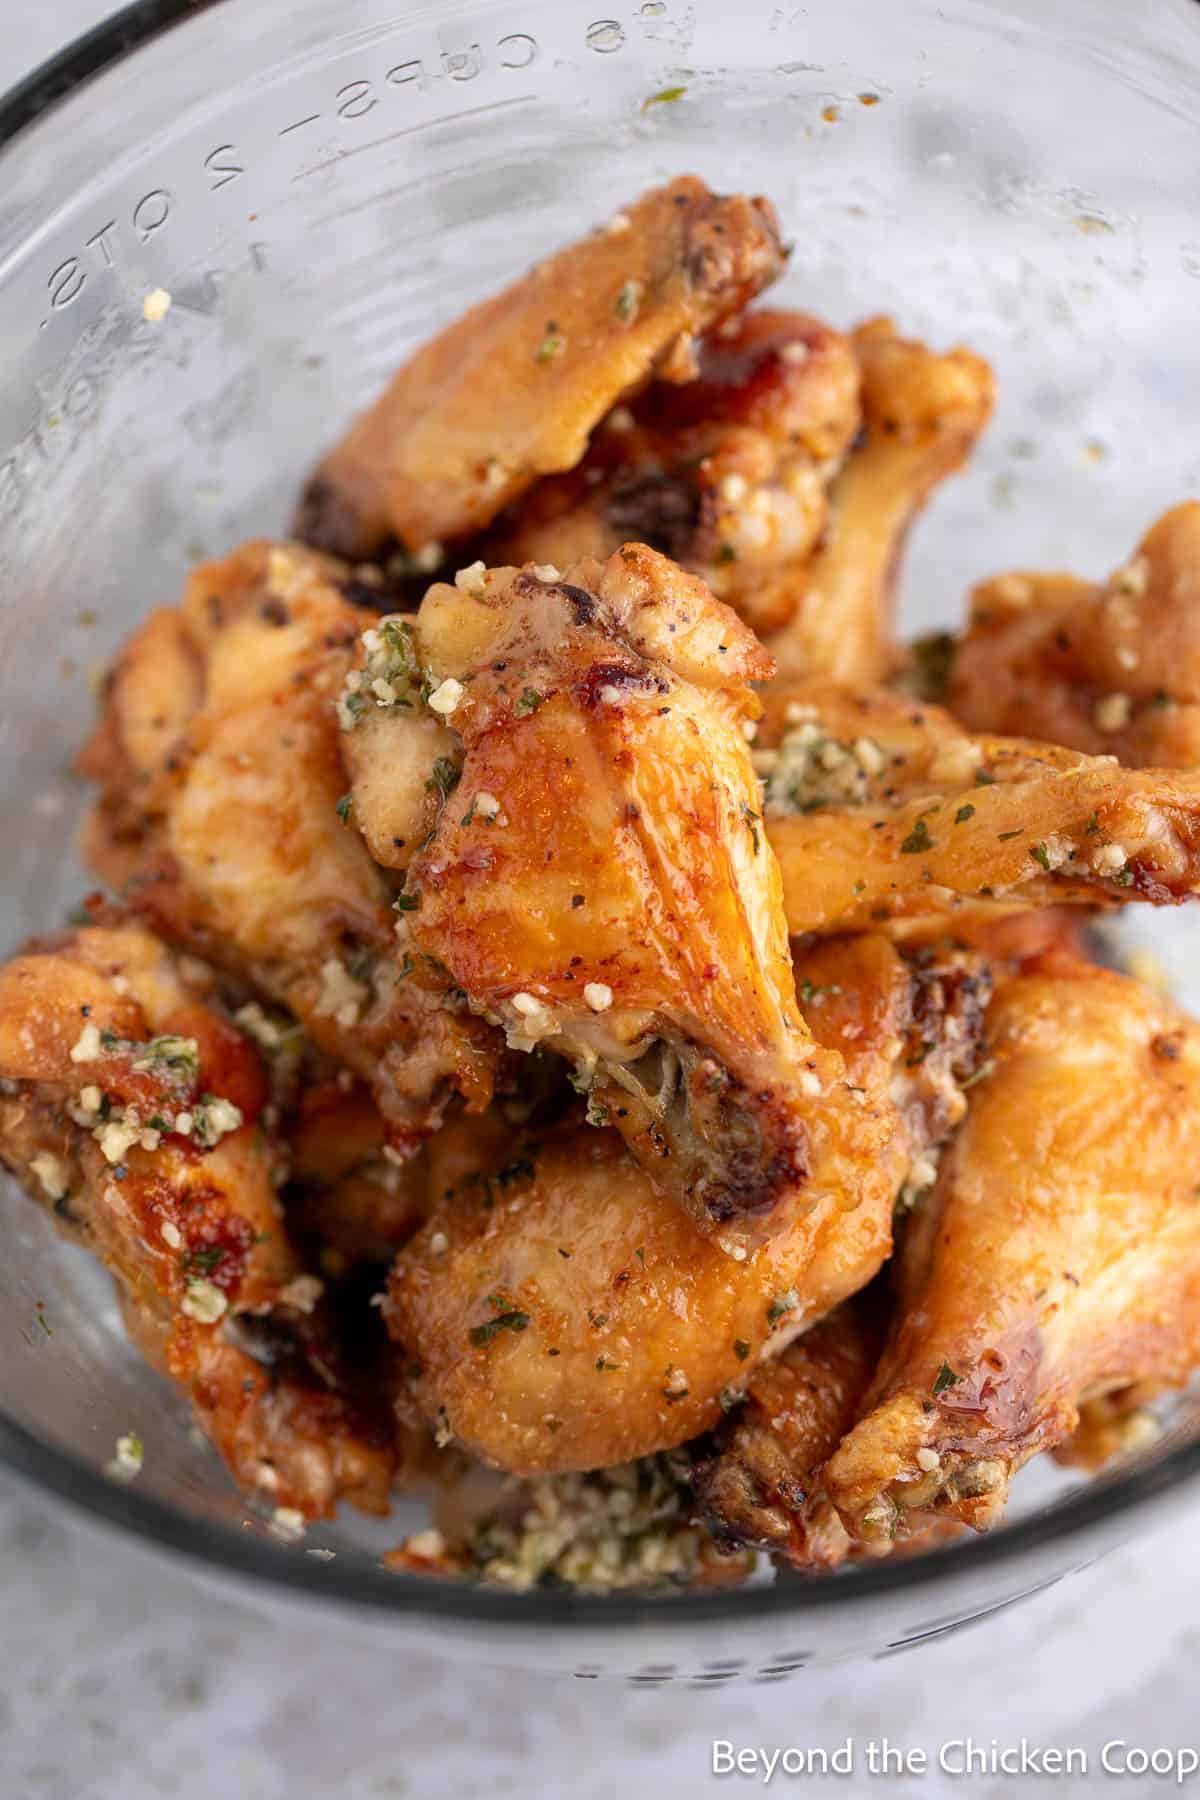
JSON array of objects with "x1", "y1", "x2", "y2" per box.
[
  {"x1": 764, "y1": 317, "x2": 995, "y2": 686},
  {"x1": 689, "y1": 1299, "x2": 882, "y2": 1568},
  {"x1": 384, "y1": 932, "x2": 986, "y2": 1475},
  {"x1": 948, "y1": 503, "x2": 1200, "y2": 767},
  {"x1": 385, "y1": 1120, "x2": 892, "y2": 1477},
  {"x1": 79, "y1": 539, "x2": 501, "y2": 1149},
  {"x1": 293, "y1": 177, "x2": 787, "y2": 561},
  {"x1": 758, "y1": 681, "x2": 1200, "y2": 936},
  {"x1": 486, "y1": 308, "x2": 861, "y2": 637},
  {"x1": 341, "y1": 542, "x2": 889, "y2": 1240},
  {"x1": 822, "y1": 958, "x2": 1200, "y2": 1551},
  {"x1": 0, "y1": 916, "x2": 395, "y2": 1517}
]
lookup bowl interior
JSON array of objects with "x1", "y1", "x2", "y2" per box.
[{"x1": 2, "y1": 0, "x2": 1200, "y2": 1669}]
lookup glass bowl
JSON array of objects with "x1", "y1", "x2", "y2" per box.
[{"x1": 2, "y1": 0, "x2": 1200, "y2": 1678}]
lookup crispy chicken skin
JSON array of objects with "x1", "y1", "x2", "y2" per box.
[
  {"x1": 386, "y1": 1121, "x2": 893, "y2": 1477},
  {"x1": 823, "y1": 959, "x2": 1200, "y2": 1551},
  {"x1": 764, "y1": 318, "x2": 995, "y2": 685},
  {"x1": 487, "y1": 308, "x2": 861, "y2": 636},
  {"x1": 78, "y1": 539, "x2": 500, "y2": 1148},
  {"x1": 293, "y1": 177, "x2": 787, "y2": 560},
  {"x1": 344, "y1": 542, "x2": 884, "y2": 1239},
  {"x1": 690, "y1": 1300, "x2": 882, "y2": 1568},
  {"x1": 689, "y1": 933, "x2": 987, "y2": 1566},
  {"x1": 384, "y1": 933, "x2": 985, "y2": 1476},
  {"x1": 949, "y1": 503, "x2": 1200, "y2": 767},
  {"x1": 0, "y1": 919, "x2": 394, "y2": 1517},
  {"x1": 758, "y1": 681, "x2": 1200, "y2": 936}
]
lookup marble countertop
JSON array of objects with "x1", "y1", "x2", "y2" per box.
[
  {"x1": 4, "y1": 1472, "x2": 1199, "y2": 1799},
  {"x1": 3, "y1": 6, "x2": 1199, "y2": 1795}
]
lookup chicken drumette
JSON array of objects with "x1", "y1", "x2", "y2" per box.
[
  {"x1": 763, "y1": 317, "x2": 994, "y2": 685},
  {"x1": 822, "y1": 957, "x2": 1200, "y2": 1551},
  {"x1": 948, "y1": 502, "x2": 1200, "y2": 768}
]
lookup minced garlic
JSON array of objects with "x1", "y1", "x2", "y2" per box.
[
  {"x1": 268, "y1": 1506, "x2": 306, "y2": 1542},
  {"x1": 69, "y1": 1023, "x2": 103, "y2": 1064},
  {"x1": 180, "y1": 1277, "x2": 227, "y2": 1324},
  {"x1": 1109, "y1": 556, "x2": 1149, "y2": 598},
  {"x1": 1091, "y1": 841, "x2": 1128, "y2": 875},
  {"x1": 106, "y1": 1432, "x2": 144, "y2": 1480},
  {"x1": 29, "y1": 1152, "x2": 68, "y2": 1201},
  {"x1": 762, "y1": 717, "x2": 880, "y2": 815},
  {"x1": 1094, "y1": 692, "x2": 1131, "y2": 732},
  {"x1": 313, "y1": 957, "x2": 370, "y2": 1030},
  {"x1": 454, "y1": 561, "x2": 487, "y2": 598},
  {"x1": 278, "y1": 1275, "x2": 323, "y2": 1314},
  {"x1": 427, "y1": 677, "x2": 465, "y2": 717}
]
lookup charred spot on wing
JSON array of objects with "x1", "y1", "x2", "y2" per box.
[
  {"x1": 905, "y1": 950, "x2": 993, "y2": 1082},
  {"x1": 336, "y1": 578, "x2": 387, "y2": 613},
  {"x1": 557, "y1": 582, "x2": 600, "y2": 625},
  {"x1": 703, "y1": 1139, "x2": 811, "y2": 1223},
  {"x1": 690, "y1": 1429, "x2": 810, "y2": 1554},
  {"x1": 606, "y1": 474, "x2": 700, "y2": 562},
  {"x1": 1126, "y1": 859, "x2": 1182, "y2": 905},
  {"x1": 578, "y1": 662, "x2": 669, "y2": 708},
  {"x1": 292, "y1": 474, "x2": 366, "y2": 560},
  {"x1": 223, "y1": 1310, "x2": 310, "y2": 1375}
]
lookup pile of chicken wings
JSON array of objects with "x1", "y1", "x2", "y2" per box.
[{"x1": 6, "y1": 175, "x2": 1200, "y2": 1590}]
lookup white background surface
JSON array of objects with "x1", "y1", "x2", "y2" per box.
[{"x1": 3, "y1": 5, "x2": 1200, "y2": 1796}]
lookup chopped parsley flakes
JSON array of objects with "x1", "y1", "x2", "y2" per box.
[
  {"x1": 899, "y1": 817, "x2": 934, "y2": 855},
  {"x1": 767, "y1": 1289, "x2": 799, "y2": 1327},
  {"x1": 535, "y1": 321, "x2": 564, "y2": 365},
  {"x1": 426, "y1": 757, "x2": 461, "y2": 800},
  {"x1": 614, "y1": 279, "x2": 643, "y2": 323},
  {"x1": 469, "y1": 1298, "x2": 531, "y2": 1347}
]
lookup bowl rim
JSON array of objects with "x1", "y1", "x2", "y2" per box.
[{"x1": 2, "y1": 0, "x2": 1200, "y2": 1633}]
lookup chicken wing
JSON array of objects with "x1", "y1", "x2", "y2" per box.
[
  {"x1": 0, "y1": 916, "x2": 395, "y2": 1517},
  {"x1": 284, "y1": 1077, "x2": 430, "y2": 1270},
  {"x1": 384, "y1": 933, "x2": 986, "y2": 1475},
  {"x1": 764, "y1": 317, "x2": 995, "y2": 685},
  {"x1": 486, "y1": 308, "x2": 861, "y2": 637},
  {"x1": 342, "y1": 542, "x2": 891, "y2": 1239},
  {"x1": 385, "y1": 1120, "x2": 891, "y2": 1477},
  {"x1": 758, "y1": 681, "x2": 1200, "y2": 936},
  {"x1": 79, "y1": 539, "x2": 501, "y2": 1148},
  {"x1": 948, "y1": 502, "x2": 1200, "y2": 767},
  {"x1": 822, "y1": 959, "x2": 1200, "y2": 1550},
  {"x1": 689, "y1": 1299, "x2": 882, "y2": 1569},
  {"x1": 293, "y1": 177, "x2": 787, "y2": 562}
]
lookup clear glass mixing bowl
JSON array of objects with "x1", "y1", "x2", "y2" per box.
[{"x1": 2, "y1": 0, "x2": 1200, "y2": 1678}]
